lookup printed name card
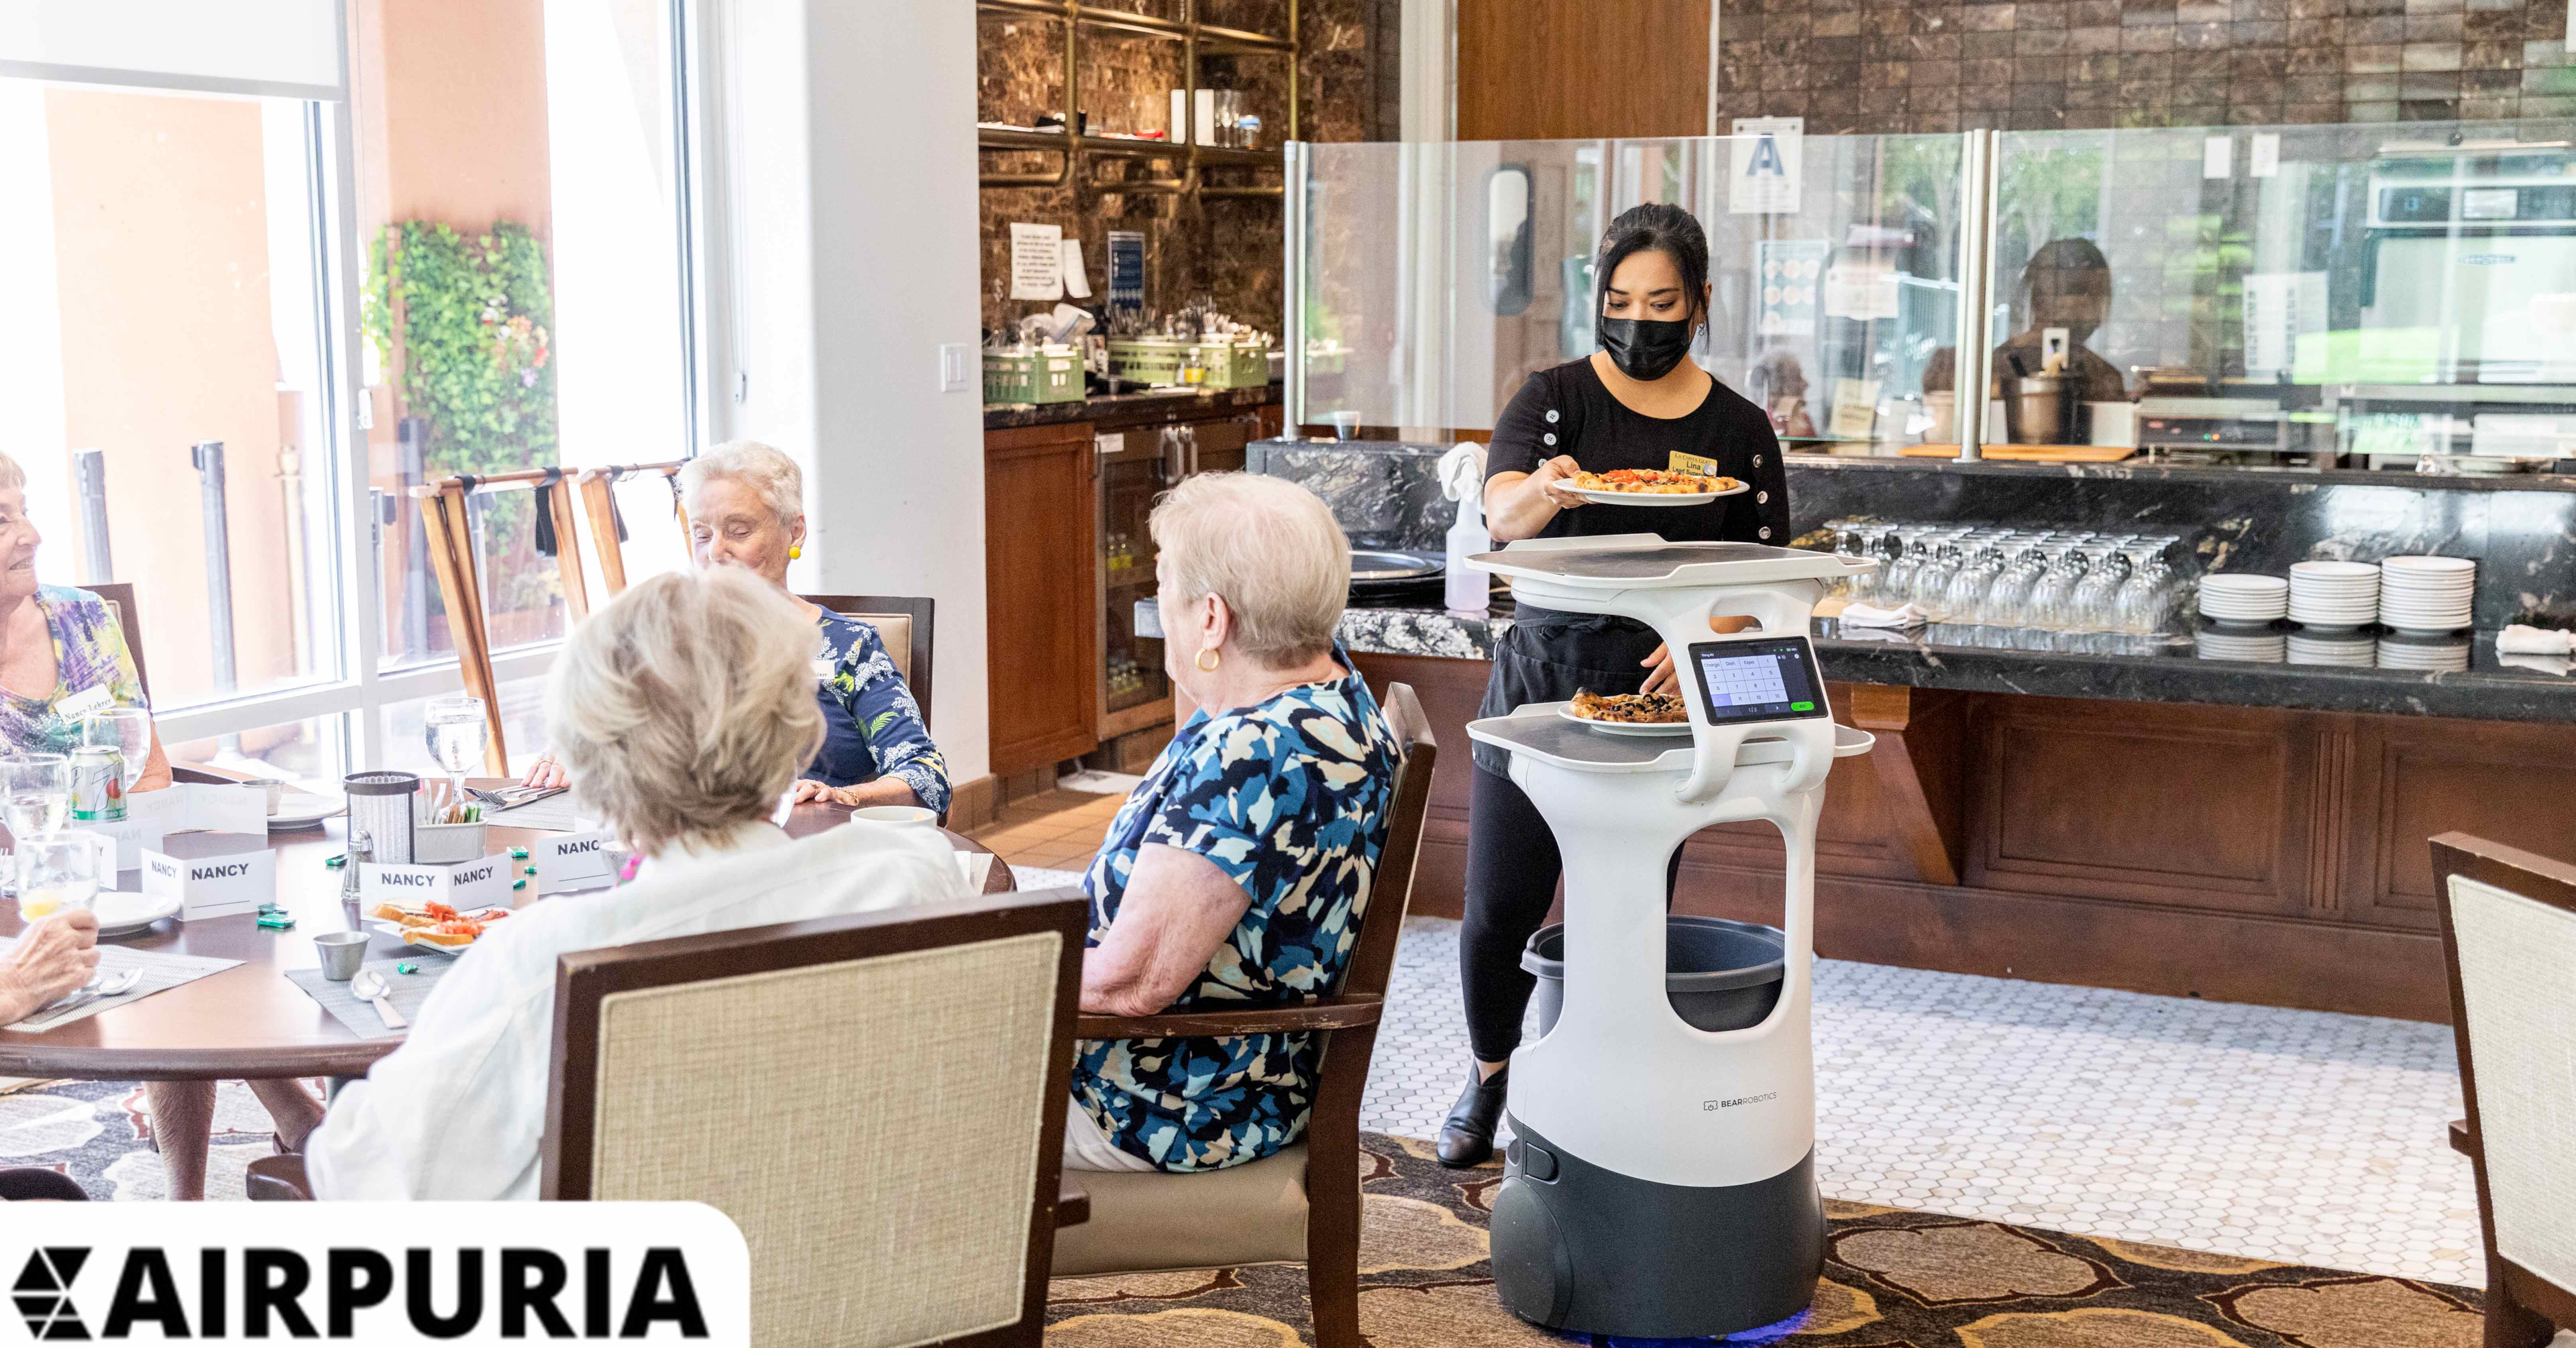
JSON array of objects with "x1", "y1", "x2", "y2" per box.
[
  {"x1": 140, "y1": 832, "x2": 276, "y2": 921},
  {"x1": 125, "y1": 782, "x2": 270, "y2": 839},
  {"x1": 532, "y1": 832, "x2": 616, "y2": 894},
  {"x1": 66, "y1": 818, "x2": 164, "y2": 873},
  {"x1": 360, "y1": 853, "x2": 513, "y2": 910}
]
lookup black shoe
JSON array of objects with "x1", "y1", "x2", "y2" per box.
[{"x1": 1436, "y1": 1066, "x2": 1509, "y2": 1168}]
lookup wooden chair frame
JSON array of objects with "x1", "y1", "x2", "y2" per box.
[
  {"x1": 87, "y1": 581, "x2": 150, "y2": 704},
  {"x1": 803, "y1": 594, "x2": 936, "y2": 732},
  {"x1": 1065, "y1": 682, "x2": 1438, "y2": 1348},
  {"x1": 542, "y1": 889, "x2": 1090, "y2": 1347},
  {"x1": 415, "y1": 471, "x2": 596, "y2": 776},
  {"x1": 576, "y1": 462, "x2": 688, "y2": 598},
  {"x1": 2430, "y1": 831, "x2": 2576, "y2": 1348}
]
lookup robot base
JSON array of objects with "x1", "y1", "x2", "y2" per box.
[{"x1": 1489, "y1": 1119, "x2": 1823, "y2": 1339}]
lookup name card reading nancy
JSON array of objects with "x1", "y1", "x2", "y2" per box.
[
  {"x1": 124, "y1": 781, "x2": 269, "y2": 838},
  {"x1": 360, "y1": 853, "x2": 513, "y2": 910},
  {"x1": 532, "y1": 831, "x2": 616, "y2": 894},
  {"x1": 64, "y1": 818, "x2": 164, "y2": 875},
  {"x1": 140, "y1": 832, "x2": 276, "y2": 921}
]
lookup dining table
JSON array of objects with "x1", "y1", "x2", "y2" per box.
[{"x1": 0, "y1": 784, "x2": 1014, "y2": 1082}]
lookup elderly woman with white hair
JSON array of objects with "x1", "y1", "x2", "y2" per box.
[
  {"x1": 307, "y1": 565, "x2": 973, "y2": 1200},
  {"x1": 1066, "y1": 473, "x2": 1401, "y2": 1174},
  {"x1": 523, "y1": 441, "x2": 949, "y2": 816}
]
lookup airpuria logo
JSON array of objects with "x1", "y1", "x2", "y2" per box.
[
  {"x1": 11, "y1": 1243, "x2": 710, "y2": 1341},
  {"x1": 15, "y1": 1247, "x2": 89, "y2": 1340}
]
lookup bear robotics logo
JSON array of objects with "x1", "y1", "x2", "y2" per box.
[{"x1": 15, "y1": 1247, "x2": 89, "y2": 1341}]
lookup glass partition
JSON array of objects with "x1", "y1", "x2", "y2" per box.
[
  {"x1": 1295, "y1": 133, "x2": 1966, "y2": 446},
  {"x1": 1991, "y1": 120, "x2": 2576, "y2": 467}
]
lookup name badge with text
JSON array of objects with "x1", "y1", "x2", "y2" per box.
[
  {"x1": 533, "y1": 832, "x2": 618, "y2": 894},
  {"x1": 140, "y1": 833, "x2": 276, "y2": 920}
]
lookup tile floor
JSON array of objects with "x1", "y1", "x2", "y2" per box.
[
  {"x1": 975, "y1": 795, "x2": 2485, "y2": 1288},
  {"x1": 976, "y1": 789, "x2": 1128, "y2": 877}
]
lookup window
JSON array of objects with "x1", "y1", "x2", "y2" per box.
[{"x1": 0, "y1": 0, "x2": 704, "y2": 779}]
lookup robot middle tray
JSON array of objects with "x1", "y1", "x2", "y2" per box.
[
  {"x1": 1465, "y1": 704, "x2": 1875, "y2": 774},
  {"x1": 1470, "y1": 541, "x2": 1860, "y2": 588}
]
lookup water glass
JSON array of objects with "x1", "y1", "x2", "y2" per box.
[
  {"x1": 80, "y1": 708, "x2": 154, "y2": 789},
  {"x1": 0, "y1": 754, "x2": 70, "y2": 844},
  {"x1": 423, "y1": 695, "x2": 488, "y2": 805},
  {"x1": 16, "y1": 834, "x2": 100, "y2": 919}
]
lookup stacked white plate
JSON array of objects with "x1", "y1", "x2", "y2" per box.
[
  {"x1": 2197, "y1": 627, "x2": 2286, "y2": 662},
  {"x1": 2377, "y1": 633, "x2": 2473, "y2": 671},
  {"x1": 2288, "y1": 629, "x2": 2377, "y2": 666},
  {"x1": 2376, "y1": 555, "x2": 2475, "y2": 633},
  {"x1": 2199, "y1": 573, "x2": 2290, "y2": 624},
  {"x1": 2288, "y1": 561, "x2": 2380, "y2": 629}
]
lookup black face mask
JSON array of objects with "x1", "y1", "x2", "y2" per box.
[{"x1": 1597, "y1": 317, "x2": 1697, "y2": 381}]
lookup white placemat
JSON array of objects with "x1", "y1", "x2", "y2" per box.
[{"x1": 0, "y1": 938, "x2": 244, "y2": 1032}]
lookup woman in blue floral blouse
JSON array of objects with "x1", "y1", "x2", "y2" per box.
[
  {"x1": 524, "y1": 442, "x2": 948, "y2": 815},
  {"x1": 1070, "y1": 473, "x2": 1401, "y2": 1174}
]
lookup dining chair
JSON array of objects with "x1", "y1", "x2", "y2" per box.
[
  {"x1": 248, "y1": 889, "x2": 1093, "y2": 1348},
  {"x1": 576, "y1": 461, "x2": 688, "y2": 598},
  {"x1": 803, "y1": 595, "x2": 936, "y2": 731},
  {"x1": 85, "y1": 581, "x2": 150, "y2": 704},
  {"x1": 2429, "y1": 832, "x2": 2576, "y2": 1348},
  {"x1": 1045, "y1": 682, "x2": 1438, "y2": 1348}
]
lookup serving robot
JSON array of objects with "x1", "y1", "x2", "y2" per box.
[{"x1": 1466, "y1": 533, "x2": 1876, "y2": 1339}]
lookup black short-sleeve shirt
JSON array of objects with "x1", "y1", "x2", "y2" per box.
[{"x1": 1485, "y1": 357, "x2": 1789, "y2": 547}]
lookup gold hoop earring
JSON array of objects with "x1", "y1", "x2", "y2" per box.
[
  {"x1": 1195, "y1": 648, "x2": 1221, "y2": 673},
  {"x1": 788, "y1": 545, "x2": 802, "y2": 559}
]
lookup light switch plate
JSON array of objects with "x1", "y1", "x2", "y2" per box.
[{"x1": 938, "y1": 343, "x2": 971, "y2": 394}]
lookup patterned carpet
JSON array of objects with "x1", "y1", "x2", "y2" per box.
[{"x1": 1042, "y1": 1133, "x2": 2488, "y2": 1347}]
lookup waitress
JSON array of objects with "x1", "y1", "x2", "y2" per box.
[{"x1": 1437, "y1": 202, "x2": 1790, "y2": 1168}]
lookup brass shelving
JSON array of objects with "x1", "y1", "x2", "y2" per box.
[{"x1": 975, "y1": 0, "x2": 1294, "y2": 199}]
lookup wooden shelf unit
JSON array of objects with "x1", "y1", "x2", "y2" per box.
[{"x1": 975, "y1": 0, "x2": 1295, "y2": 200}]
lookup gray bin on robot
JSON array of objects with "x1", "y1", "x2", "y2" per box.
[{"x1": 1523, "y1": 915, "x2": 1786, "y2": 1035}]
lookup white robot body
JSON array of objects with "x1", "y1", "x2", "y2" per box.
[{"x1": 1465, "y1": 536, "x2": 1874, "y2": 1339}]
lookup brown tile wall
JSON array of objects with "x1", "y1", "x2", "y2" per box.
[
  {"x1": 977, "y1": 0, "x2": 1395, "y2": 338},
  {"x1": 1712, "y1": 0, "x2": 2576, "y2": 131}
]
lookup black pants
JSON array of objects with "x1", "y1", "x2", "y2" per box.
[{"x1": 1460, "y1": 764, "x2": 1682, "y2": 1063}]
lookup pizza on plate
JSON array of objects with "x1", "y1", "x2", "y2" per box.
[
  {"x1": 1570, "y1": 688, "x2": 1689, "y2": 724},
  {"x1": 1570, "y1": 467, "x2": 1737, "y2": 495}
]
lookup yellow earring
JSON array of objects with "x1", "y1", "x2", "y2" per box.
[
  {"x1": 788, "y1": 545, "x2": 802, "y2": 559},
  {"x1": 1195, "y1": 648, "x2": 1221, "y2": 673}
]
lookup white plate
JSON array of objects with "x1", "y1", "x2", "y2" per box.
[
  {"x1": 2290, "y1": 561, "x2": 2381, "y2": 579},
  {"x1": 370, "y1": 921, "x2": 474, "y2": 957},
  {"x1": 268, "y1": 791, "x2": 342, "y2": 831},
  {"x1": 91, "y1": 891, "x2": 181, "y2": 938},
  {"x1": 1567, "y1": 480, "x2": 1750, "y2": 507},
  {"x1": 2380, "y1": 555, "x2": 2475, "y2": 574},
  {"x1": 1556, "y1": 704, "x2": 1695, "y2": 736},
  {"x1": 2202, "y1": 575, "x2": 2289, "y2": 592}
]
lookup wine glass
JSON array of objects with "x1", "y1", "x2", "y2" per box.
[
  {"x1": 423, "y1": 695, "x2": 488, "y2": 807},
  {"x1": 15, "y1": 834, "x2": 99, "y2": 919},
  {"x1": 0, "y1": 754, "x2": 70, "y2": 846},
  {"x1": 81, "y1": 708, "x2": 154, "y2": 793}
]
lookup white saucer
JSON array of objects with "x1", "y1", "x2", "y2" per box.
[
  {"x1": 1567, "y1": 480, "x2": 1749, "y2": 507},
  {"x1": 370, "y1": 920, "x2": 472, "y2": 957},
  {"x1": 1557, "y1": 704, "x2": 1695, "y2": 736},
  {"x1": 268, "y1": 791, "x2": 342, "y2": 831},
  {"x1": 92, "y1": 891, "x2": 182, "y2": 938}
]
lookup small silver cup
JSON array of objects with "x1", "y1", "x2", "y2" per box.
[{"x1": 313, "y1": 930, "x2": 370, "y2": 982}]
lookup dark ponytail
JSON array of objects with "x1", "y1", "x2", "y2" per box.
[{"x1": 1595, "y1": 203, "x2": 1711, "y2": 327}]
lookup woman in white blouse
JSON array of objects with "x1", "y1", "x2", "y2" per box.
[{"x1": 306, "y1": 565, "x2": 972, "y2": 1200}]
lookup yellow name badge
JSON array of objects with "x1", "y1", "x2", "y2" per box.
[{"x1": 1668, "y1": 451, "x2": 1721, "y2": 478}]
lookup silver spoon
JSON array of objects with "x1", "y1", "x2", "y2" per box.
[
  {"x1": 41, "y1": 968, "x2": 142, "y2": 1021},
  {"x1": 350, "y1": 970, "x2": 407, "y2": 1031}
]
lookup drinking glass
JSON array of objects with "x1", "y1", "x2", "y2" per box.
[
  {"x1": 1948, "y1": 547, "x2": 2007, "y2": 626},
  {"x1": 81, "y1": 708, "x2": 154, "y2": 791},
  {"x1": 1880, "y1": 530, "x2": 1926, "y2": 610},
  {"x1": 2027, "y1": 547, "x2": 2093, "y2": 646},
  {"x1": 0, "y1": 754, "x2": 70, "y2": 845},
  {"x1": 1915, "y1": 545, "x2": 1966, "y2": 620},
  {"x1": 15, "y1": 834, "x2": 99, "y2": 919},
  {"x1": 2069, "y1": 547, "x2": 2131, "y2": 638},
  {"x1": 423, "y1": 695, "x2": 489, "y2": 806}
]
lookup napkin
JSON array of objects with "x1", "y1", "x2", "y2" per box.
[
  {"x1": 2496, "y1": 624, "x2": 2576, "y2": 655},
  {"x1": 1837, "y1": 601, "x2": 1929, "y2": 629},
  {"x1": 2500, "y1": 652, "x2": 2575, "y2": 677}
]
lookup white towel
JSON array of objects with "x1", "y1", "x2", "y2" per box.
[
  {"x1": 2500, "y1": 652, "x2": 2575, "y2": 677},
  {"x1": 2496, "y1": 624, "x2": 2576, "y2": 655},
  {"x1": 1838, "y1": 601, "x2": 1929, "y2": 629}
]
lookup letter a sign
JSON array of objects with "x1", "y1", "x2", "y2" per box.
[{"x1": 1730, "y1": 117, "x2": 1804, "y2": 215}]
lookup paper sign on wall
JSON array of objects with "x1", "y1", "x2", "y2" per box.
[
  {"x1": 2203, "y1": 135, "x2": 2234, "y2": 180},
  {"x1": 532, "y1": 831, "x2": 618, "y2": 894},
  {"x1": 1060, "y1": 238, "x2": 1092, "y2": 299},
  {"x1": 1107, "y1": 230, "x2": 1145, "y2": 313},
  {"x1": 1756, "y1": 239, "x2": 1828, "y2": 337},
  {"x1": 1730, "y1": 117, "x2": 1805, "y2": 215},
  {"x1": 361, "y1": 853, "x2": 513, "y2": 911},
  {"x1": 1829, "y1": 378, "x2": 1882, "y2": 439},
  {"x1": 1009, "y1": 222, "x2": 1065, "y2": 301},
  {"x1": 140, "y1": 832, "x2": 275, "y2": 921},
  {"x1": 2244, "y1": 272, "x2": 2329, "y2": 378},
  {"x1": 2250, "y1": 132, "x2": 2281, "y2": 178},
  {"x1": 1822, "y1": 262, "x2": 1901, "y2": 321}
]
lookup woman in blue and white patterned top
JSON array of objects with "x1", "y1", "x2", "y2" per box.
[
  {"x1": 525, "y1": 443, "x2": 948, "y2": 815},
  {"x1": 1070, "y1": 473, "x2": 1401, "y2": 1174}
]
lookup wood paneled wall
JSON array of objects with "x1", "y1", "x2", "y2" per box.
[{"x1": 1457, "y1": 0, "x2": 1713, "y2": 139}]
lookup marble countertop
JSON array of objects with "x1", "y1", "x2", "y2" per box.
[
  {"x1": 1336, "y1": 599, "x2": 2576, "y2": 724},
  {"x1": 984, "y1": 384, "x2": 1278, "y2": 431},
  {"x1": 1780, "y1": 450, "x2": 2576, "y2": 494}
]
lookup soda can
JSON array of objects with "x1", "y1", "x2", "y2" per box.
[{"x1": 70, "y1": 746, "x2": 125, "y2": 822}]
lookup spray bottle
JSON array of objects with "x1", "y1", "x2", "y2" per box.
[{"x1": 1439, "y1": 441, "x2": 1490, "y2": 617}]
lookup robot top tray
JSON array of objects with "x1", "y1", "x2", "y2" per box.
[
  {"x1": 1470, "y1": 541, "x2": 1861, "y2": 589},
  {"x1": 1466, "y1": 704, "x2": 1876, "y2": 773}
]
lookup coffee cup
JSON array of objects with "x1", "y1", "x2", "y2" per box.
[{"x1": 313, "y1": 930, "x2": 369, "y2": 982}]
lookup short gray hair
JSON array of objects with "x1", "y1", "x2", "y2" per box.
[
  {"x1": 0, "y1": 453, "x2": 22, "y2": 493},
  {"x1": 1150, "y1": 473, "x2": 1349, "y2": 669},
  {"x1": 678, "y1": 441, "x2": 804, "y2": 526},
  {"x1": 546, "y1": 566, "x2": 824, "y2": 854}
]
